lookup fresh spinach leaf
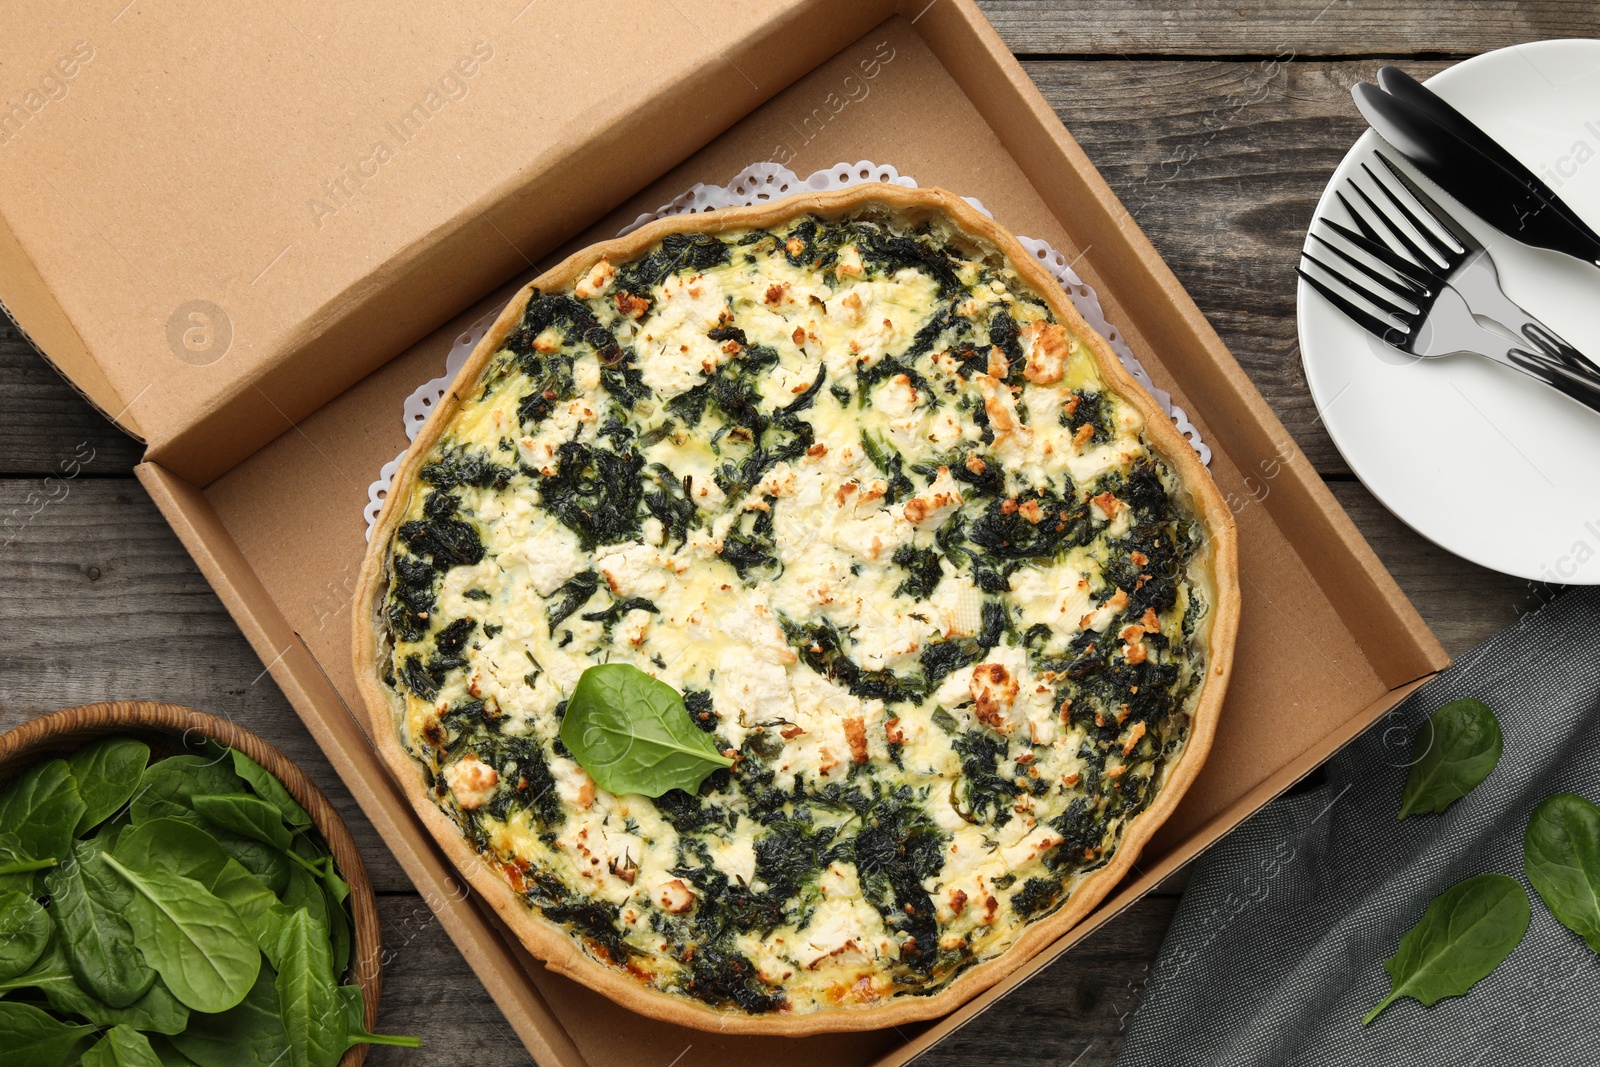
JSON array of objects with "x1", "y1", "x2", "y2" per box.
[
  {"x1": 147, "y1": 1037, "x2": 203, "y2": 1067},
  {"x1": 0, "y1": 759, "x2": 86, "y2": 868},
  {"x1": 325, "y1": 882, "x2": 352, "y2": 981},
  {"x1": 45, "y1": 840, "x2": 156, "y2": 1006},
  {"x1": 168, "y1": 965, "x2": 287, "y2": 1067},
  {"x1": 115, "y1": 817, "x2": 231, "y2": 886},
  {"x1": 0, "y1": 1001, "x2": 97, "y2": 1067},
  {"x1": 1398, "y1": 699, "x2": 1502, "y2": 819},
  {"x1": 229, "y1": 750, "x2": 311, "y2": 831},
  {"x1": 1362, "y1": 872, "x2": 1529, "y2": 1025},
  {"x1": 281, "y1": 862, "x2": 330, "y2": 933},
  {"x1": 68, "y1": 737, "x2": 151, "y2": 836},
  {"x1": 192, "y1": 794, "x2": 294, "y2": 852},
  {"x1": 336, "y1": 983, "x2": 421, "y2": 1051},
  {"x1": 129, "y1": 756, "x2": 248, "y2": 827},
  {"x1": 212, "y1": 830, "x2": 290, "y2": 896},
  {"x1": 319, "y1": 857, "x2": 351, "y2": 906},
  {"x1": 0, "y1": 889, "x2": 51, "y2": 981},
  {"x1": 101, "y1": 854, "x2": 261, "y2": 1014},
  {"x1": 85, "y1": 978, "x2": 192, "y2": 1035},
  {"x1": 1524, "y1": 792, "x2": 1600, "y2": 952},
  {"x1": 560, "y1": 663, "x2": 733, "y2": 798},
  {"x1": 0, "y1": 942, "x2": 189, "y2": 1035},
  {"x1": 0, "y1": 830, "x2": 55, "y2": 895},
  {"x1": 210, "y1": 859, "x2": 286, "y2": 964},
  {"x1": 81, "y1": 1025, "x2": 165, "y2": 1067},
  {"x1": 275, "y1": 908, "x2": 344, "y2": 1067}
]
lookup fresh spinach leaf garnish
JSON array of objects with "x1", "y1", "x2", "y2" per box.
[
  {"x1": 1397, "y1": 699, "x2": 1503, "y2": 819},
  {"x1": 1361, "y1": 872, "x2": 1529, "y2": 1025},
  {"x1": 1524, "y1": 792, "x2": 1600, "y2": 951},
  {"x1": 560, "y1": 663, "x2": 734, "y2": 798}
]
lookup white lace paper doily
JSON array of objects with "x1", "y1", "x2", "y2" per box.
[{"x1": 364, "y1": 161, "x2": 1210, "y2": 537}]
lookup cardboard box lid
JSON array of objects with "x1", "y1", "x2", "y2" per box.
[{"x1": 0, "y1": 0, "x2": 889, "y2": 481}]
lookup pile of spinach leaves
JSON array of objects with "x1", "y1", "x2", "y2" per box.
[{"x1": 0, "y1": 736, "x2": 418, "y2": 1066}]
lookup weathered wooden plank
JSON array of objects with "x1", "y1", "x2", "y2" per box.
[
  {"x1": 979, "y1": 0, "x2": 1600, "y2": 57},
  {"x1": 1026, "y1": 57, "x2": 1454, "y2": 475},
  {"x1": 914, "y1": 895, "x2": 1180, "y2": 1067},
  {"x1": 0, "y1": 320, "x2": 142, "y2": 476},
  {"x1": 367, "y1": 894, "x2": 536, "y2": 1065},
  {"x1": 0, "y1": 477, "x2": 414, "y2": 892}
]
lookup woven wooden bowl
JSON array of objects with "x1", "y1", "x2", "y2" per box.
[{"x1": 0, "y1": 701, "x2": 383, "y2": 1067}]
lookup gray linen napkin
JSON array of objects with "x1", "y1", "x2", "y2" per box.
[{"x1": 1116, "y1": 586, "x2": 1600, "y2": 1067}]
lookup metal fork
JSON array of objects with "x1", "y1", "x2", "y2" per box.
[{"x1": 1298, "y1": 152, "x2": 1600, "y2": 414}]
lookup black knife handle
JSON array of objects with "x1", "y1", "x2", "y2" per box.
[{"x1": 1376, "y1": 66, "x2": 1600, "y2": 243}]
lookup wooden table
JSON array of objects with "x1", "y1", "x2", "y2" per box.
[{"x1": 3, "y1": 3, "x2": 1592, "y2": 1062}]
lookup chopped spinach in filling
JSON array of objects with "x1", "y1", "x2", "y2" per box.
[{"x1": 379, "y1": 209, "x2": 1210, "y2": 1016}]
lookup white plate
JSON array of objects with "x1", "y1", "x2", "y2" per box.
[{"x1": 1298, "y1": 39, "x2": 1600, "y2": 585}]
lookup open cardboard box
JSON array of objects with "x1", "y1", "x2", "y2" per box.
[{"x1": 0, "y1": 1, "x2": 1447, "y2": 1062}]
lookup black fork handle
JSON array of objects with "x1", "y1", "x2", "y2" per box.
[{"x1": 1506, "y1": 321, "x2": 1600, "y2": 415}]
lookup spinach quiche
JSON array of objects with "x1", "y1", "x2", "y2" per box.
[{"x1": 353, "y1": 185, "x2": 1238, "y2": 1034}]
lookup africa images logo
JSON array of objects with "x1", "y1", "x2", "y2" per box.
[
  {"x1": 306, "y1": 38, "x2": 496, "y2": 229},
  {"x1": 1537, "y1": 117, "x2": 1600, "y2": 191},
  {"x1": 0, "y1": 40, "x2": 94, "y2": 148}
]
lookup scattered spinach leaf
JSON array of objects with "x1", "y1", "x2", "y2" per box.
[
  {"x1": 68, "y1": 737, "x2": 151, "y2": 836},
  {"x1": 1524, "y1": 792, "x2": 1600, "y2": 952},
  {"x1": 1362, "y1": 872, "x2": 1528, "y2": 1025},
  {"x1": 45, "y1": 840, "x2": 157, "y2": 1007},
  {"x1": 1398, "y1": 699, "x2": 1503, "y2": 819},
  {"x1": 0, "y1": 889, "x2": 51, "y2": 981},
  {"x1": 102, "y1": 855, "x2": 261, "y2": 1014},
  {"x1": 560, "y1": 663, "x2": 733, "y2": 798}
]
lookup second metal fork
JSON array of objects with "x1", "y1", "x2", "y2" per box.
[{"x1": 1299, "y1": 152, "x2": 1600, "y2": 414}]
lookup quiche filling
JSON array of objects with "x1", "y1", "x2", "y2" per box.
[{"x1": 376, "y1": 211, "x2": 1212, "y2": 1016}]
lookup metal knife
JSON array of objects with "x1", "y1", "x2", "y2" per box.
[{"x1": 1351, "y1": 65, "x2": 1600, "y2": 267}]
